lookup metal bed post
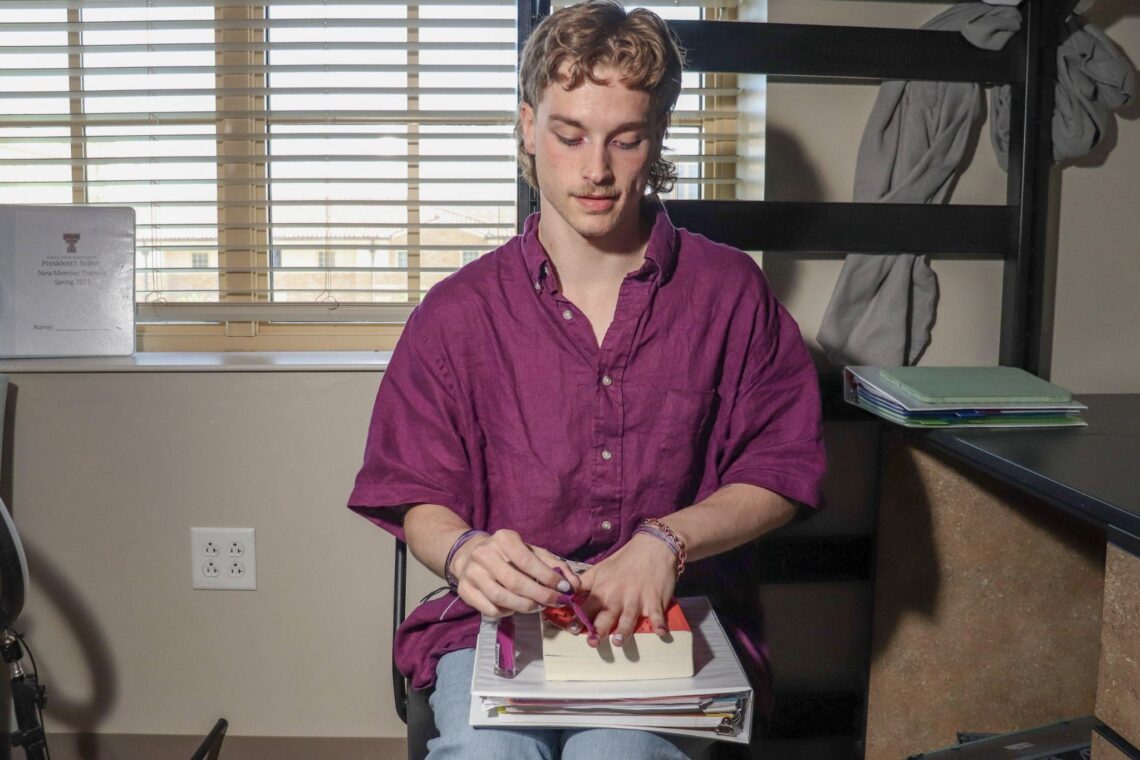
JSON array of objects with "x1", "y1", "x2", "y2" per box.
[{"x1": 1000, "y1": 0, "x2": 1072, "y2": 374}]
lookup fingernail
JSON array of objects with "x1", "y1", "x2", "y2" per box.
[
  {"x1": 557, "y1": 580, "x2": 571, "y2": 593},
  {"x1": 587, "y1": 634, "x2": 599, "y2": 647},
  {"x1": 569, "y1": 621, "x2": 581, "y2": 633},
  {"x1": 612, "y1": 634, "x2": 624, "y2": 647},
  {"x1": 656, "y1": 625, "x2": 668, "y2": 636}
]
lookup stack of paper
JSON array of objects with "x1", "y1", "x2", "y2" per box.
[
  {"x1": 541, "y1": 599, "x2": 693, "y2": 681},
  {"x1": 470, "y1": 597, "x2": 753, "y2": 743},
  {"x1": 844, "y1": 366, "x2": 1086, "y2": 428}
]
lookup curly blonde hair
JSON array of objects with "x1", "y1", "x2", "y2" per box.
[{"x1": 515, "y1": 0, "x2": 685, "y2": 195}]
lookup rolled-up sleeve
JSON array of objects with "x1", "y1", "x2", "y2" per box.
[
  {"x1": 348, "y1": 307, "x2": 473, "y2": 539},
  {"x1": 718, "y1": 293, "x2": 826, "y2": 510}
]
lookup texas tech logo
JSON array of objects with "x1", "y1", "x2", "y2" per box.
[{"x1": 63, "y1": 233, "x2": 80, "y2": 253}]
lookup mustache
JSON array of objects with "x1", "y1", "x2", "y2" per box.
[{"x1": 574, "y1": 187, "x2": 617, "y2": 197}]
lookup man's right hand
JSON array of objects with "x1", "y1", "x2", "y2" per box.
[{"x1": 451, "y1": 529, "x2": 582, "y2": 618}]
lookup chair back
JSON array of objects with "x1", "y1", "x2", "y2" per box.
[
  {"x1": 393, "y1": 538, "x2": 439, "y2": 760},
  {"x1": 0, "y1": 373, "x2": 7, "y2": 468},
  {"x1": 189, "y1": 718, "x2": 228, "y2": 760},
  {"x1": 0, "y1": 373, "x2": 27, "y2": 630}
]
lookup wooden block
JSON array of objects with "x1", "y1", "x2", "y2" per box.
[
  {"x1": 1092, "y1": 728, "x2": 1139, "y2": 760},
  {"x1": 864, "y1": 437, "x2": 1105, "y2": 760},
  {"x1": 1096, "y1": 543, "x2": 1140, "y2": 750}
]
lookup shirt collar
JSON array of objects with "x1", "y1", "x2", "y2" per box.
[
  {"x1": 638, "y1": 201, "x2": 680, "y2": 284},
  {"x1": 520, "y1": 200, "x2": 680, "y2": 294}
]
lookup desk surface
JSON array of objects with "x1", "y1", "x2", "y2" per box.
[{"x1": 924, "y1": 394, "x2": 1140, "y2": 552}]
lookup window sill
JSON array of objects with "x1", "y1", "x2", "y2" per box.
[{"x1": 0, "y1": 351, "x2": 392, "y2": 374}]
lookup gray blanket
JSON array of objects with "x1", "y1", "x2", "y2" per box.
[{"x1": 816, "y1": 3, "x2": 1134, "y2": 368}]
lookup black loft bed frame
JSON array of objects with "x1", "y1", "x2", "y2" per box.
[{"x1": 395, "y1": 2, "x2": 1073, "y2": 756}]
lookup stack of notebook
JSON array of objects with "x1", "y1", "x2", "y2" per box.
[
  {"x1": 470, "y1": 597, "x2": 754, "y2": 743},
  {"x1": 844, "y1": 366, "x2": 1086, "y2": 428}
]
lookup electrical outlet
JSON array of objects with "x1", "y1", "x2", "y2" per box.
[{"x1": 191, "y1": 527, "x2": 256, "y2": 590}]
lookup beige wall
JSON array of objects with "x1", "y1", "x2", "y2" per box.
[
  {"x1": 1052, "y1": 1, "x2": 1140, "y2": 392},
  {"x1": 4, "y1": 370, "x2": 443, "y2": 739},
  {"x1": 0, "y1": 0, "x2": 1137, "y2": 746}
]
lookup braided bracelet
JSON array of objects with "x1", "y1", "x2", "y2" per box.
[
  {"x1": 634, "y1": 517, "x2": 687, "y2": 578},
  {"x1": 443, "y1": 528, "x2": 488, "y2": 591}
]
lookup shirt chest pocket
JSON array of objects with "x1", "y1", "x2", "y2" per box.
[
  {"x1": 624, "y1": 386, "x2": 719, "y2": 506},
  {"x1": 657, "y1": 387, "x2": 718, "y2": 445}
]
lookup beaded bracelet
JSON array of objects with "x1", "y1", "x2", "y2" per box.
[
  {"x1": 634, "y1": 517, "x2": 687, "y2": 578},
  {"x1": 444, "y1": 528, "x2": 488, "y2": 591}
]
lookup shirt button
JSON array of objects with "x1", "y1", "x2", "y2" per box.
[
  {"x1": 534, "y1": 281, "x2": 541, "y2": 291},
  {"x1": 601, "y1": 375, "x2": 613, "y2": 386},
  {"x1": 562, "y1": 309, "x2": 573, "y2": 321},
  {"x1": 601, "y1": 449, "x2": 613, "y2": 461},
  {"x1": 601, "y1": 520, "x2": 613, "y2": 532}
]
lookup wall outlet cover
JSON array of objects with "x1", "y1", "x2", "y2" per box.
[{"x1": 191, "y1": 527, "x2": 256, "y2": 590}]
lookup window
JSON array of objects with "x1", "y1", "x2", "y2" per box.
[{"x1": 0, "y1": 1, "x2": 747, "y2": 351}]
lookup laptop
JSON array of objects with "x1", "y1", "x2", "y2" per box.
[{"x1": 906, "y1": 715, "x2": 1101, "y2": 760}]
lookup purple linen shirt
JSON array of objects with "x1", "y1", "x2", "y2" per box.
[{"x1": 349, "y1": 203, "x2": 825, "y2": 704}]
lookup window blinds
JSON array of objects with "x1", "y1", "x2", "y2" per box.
[{"x1": 0, "y1": 0, "x2": 740, "y2": 330}]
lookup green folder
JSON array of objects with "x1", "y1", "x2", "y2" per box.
[{"x1": 878, "y1": 366, "x2": 1073, "y2": 405}]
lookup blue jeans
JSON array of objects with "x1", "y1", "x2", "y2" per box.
[{"x1": 427, "y1": 648, "x2": 714, "y2": 760}]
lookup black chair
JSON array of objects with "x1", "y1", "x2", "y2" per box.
[
  {"x1": 393, "y1": 538, "x2": 439, "y2": 760},
  {"x1": 189, "y1": 718, "x2": 228, "y2": 760}
]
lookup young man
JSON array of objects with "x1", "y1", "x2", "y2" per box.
[{"x1": 349, "y1": 1, "x2": 825, "y2": 757}]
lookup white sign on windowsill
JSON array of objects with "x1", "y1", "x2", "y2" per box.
[{"x1": 0, "y1": 205, "x2": 135, "y2": 358}]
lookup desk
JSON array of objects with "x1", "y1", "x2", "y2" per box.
[
  {"x1": 926, "y1": 394, "x2": 1140, "y2": 549},
  {"x1": 863, "y1": 395, "x2": 1140, "y2": 760}
]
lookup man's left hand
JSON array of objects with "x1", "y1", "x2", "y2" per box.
[{"x1": 577, "y1": 533, "x2": 677, "y2": 647}]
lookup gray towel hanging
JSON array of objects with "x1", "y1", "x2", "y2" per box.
[
  {"x1": 992, "y1": 16, "x2": 1135, "y2": 169},
  {"x1": 816, "y1": 2, "x2": 1134, "y2": 368},
  {"x1": 816, "y1": 5, "x2": 1015, "y2": 367}
]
